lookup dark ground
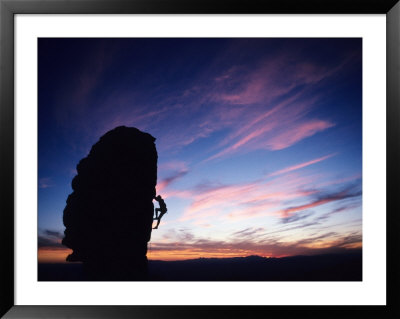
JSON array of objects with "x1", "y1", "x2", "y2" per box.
[{"x1": 38, "y1": 250, "x2": 361, "y2": 281}]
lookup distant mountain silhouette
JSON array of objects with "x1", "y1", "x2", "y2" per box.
[
  {"x1": 38, "y1": 251, "x2": 362, "y2": 281},
  {"x1": 62, "y1": 126, "x2": 158, "y2": 280}
]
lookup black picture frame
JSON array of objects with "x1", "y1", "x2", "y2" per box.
[{"x1": 1, "y1": 0, "x2": 399, "y2": 318}]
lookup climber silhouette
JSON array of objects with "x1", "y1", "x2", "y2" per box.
[{"x1": 153, "y1": 195, "x2": 167, "y2": 229}]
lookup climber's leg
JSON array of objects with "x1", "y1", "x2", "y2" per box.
[{"x1": 153, "y1": 218, "x2": 161, "y2": 229}]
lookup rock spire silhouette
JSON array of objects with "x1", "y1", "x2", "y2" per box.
[{"x1": 62, "y1": 126, "x2": 158, "y2": 280}]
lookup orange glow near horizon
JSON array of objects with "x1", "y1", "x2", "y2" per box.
[
  {"x1": 38, "y1": 241, "x2": 362, "y2": 263},
  {"x1": 146, "y1": 248, "x2": 273, "y2": 261},
  {"x1": 38, "y1": 247, "x2": 272, "y2": 263},
  {"x1": 38, "y1": 248, "x2": 72, "y2": 263}
]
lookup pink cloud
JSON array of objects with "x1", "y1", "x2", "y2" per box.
[
  {"x1": 195, "y1": 55, "x2": 348, "y2": 161},
  {"x1": 177, "y1": 173, "x2": 318, "y2": 223},
  {"x1": 211, "y1": 54, "x2": 347, "y2": 107},
  {"x1": 225, "y1": 188, "x2": 320, "y2": 222},
  {"x1": 161, "y1": 189, "x2": 192, "y2": 199},
  {"x1": 221, "y1": 91, "x2": 306, "y2": 145},
  {"x1": 318, "y1": 173, "x2": 362, "y2": 188},
  {"x1": 265, "y1": 120, "x2": 335, "y2": 151},
  {"x1": 207, "y1": 117, "x2": 333, "y2": 161},
  {"x1": 158, "y1": 161, "x2": 188, "y2": 172},
  {"x1": 227, "y1": 203, "x2": 278, "y2": 221},
  {"x1": 148, "y1": 230, "x2": 361, "y2": 260},
  {"x1": 269, "y1": 153, "x2": 337, "y2": 177},
  {"x1": 212, "y1": 58, "x2": 291, "y2": 106},
  {"x1": 156, "y1": 168, "x2": 189, "y2": 194},
  {"x1": 204, "y1": 88, "x2": 331, "y2": 161},
  {"x1": 280, "y1": 187, "x2": 362, "y2": 218},
  {"x1": 281, "y1": 198, "x2": 334, "y2": 218},
  {"x1": 229, "y1": 125, "x2": 275, "y2": 152},
  {"x1": 179, "y1": 183, "x2": 260, "y2": 221},
  {"x1": 39, "y1": 177, "x2": 54, "y2": 189}
]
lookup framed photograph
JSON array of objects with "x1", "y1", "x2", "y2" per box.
[{"x1": 1, "y1": 0, "x2": 399, "y2": 318}]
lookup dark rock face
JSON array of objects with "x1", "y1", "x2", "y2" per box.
[{"x1": 62, "y1": 126, "x2": 157, "y2": 280}]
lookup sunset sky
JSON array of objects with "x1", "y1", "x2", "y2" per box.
[{"x1": 38, "y1": 38, "x2": 362, "y2": 263}]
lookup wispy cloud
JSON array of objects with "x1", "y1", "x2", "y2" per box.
[
  {"x1": 205, "y1": 98, "x2": 334, "y2": 161},
  {"x1": 38, "y1": 229, "x2": 64, "y2": 249},
  {"x1": 43, "y1": 230, "x2": 62, "y2": 238},
  {"x1": 38, "y1": 236, "x2": 64, "y2": 249},
  {"x1": 165, "y1": 167, "x2": 361, "y2": 233},
  {"x1": 280, "y1": 186, "x2": 362, "y2": 218},
  {"x1": 148, "y1": 230, "x2": 361, "y2": 260},
  {"x1": 265, "y1": 120, "x2": 335, "y2": 151},
  {"x1": 158, "y1": 161, "x2": 188, "y2": 172},
  {"x1": 231, "y1": 227, "x2": 265, "y2": 239},
  {"x1": 269, "y1": 153, "x2": 336, "y2": 177},
  {"x1": 314, "y1": 201, "x2": 362, "y2": 223},
  {"x1": 157, "y1": 169, "x2": 189, "y2": 194},
  {"x1": 198, "y1": 52, "x2": 347, "y2": 161},
  {"x1": 39, "y1": 177, "x2": 54, "y2": 189},
  {"x1": 175, "y1": 173, "x2": 317, "y2": 222},
  {"x1": 281, "y1": 211, "x2": 314, "y2": 224},
  {"x1": 211, "y1": 55, "x2": 343, "y2": 106},
  {"x1": 38, "y1": 237, "x2": 64, "y2": 249},
  {"x1": 261, "y1": 200, "x2": 362, "y2": 238}
]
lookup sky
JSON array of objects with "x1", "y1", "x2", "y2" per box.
[{"x1": 38, "y1": 38, "x2": 362, "y2": 262}]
